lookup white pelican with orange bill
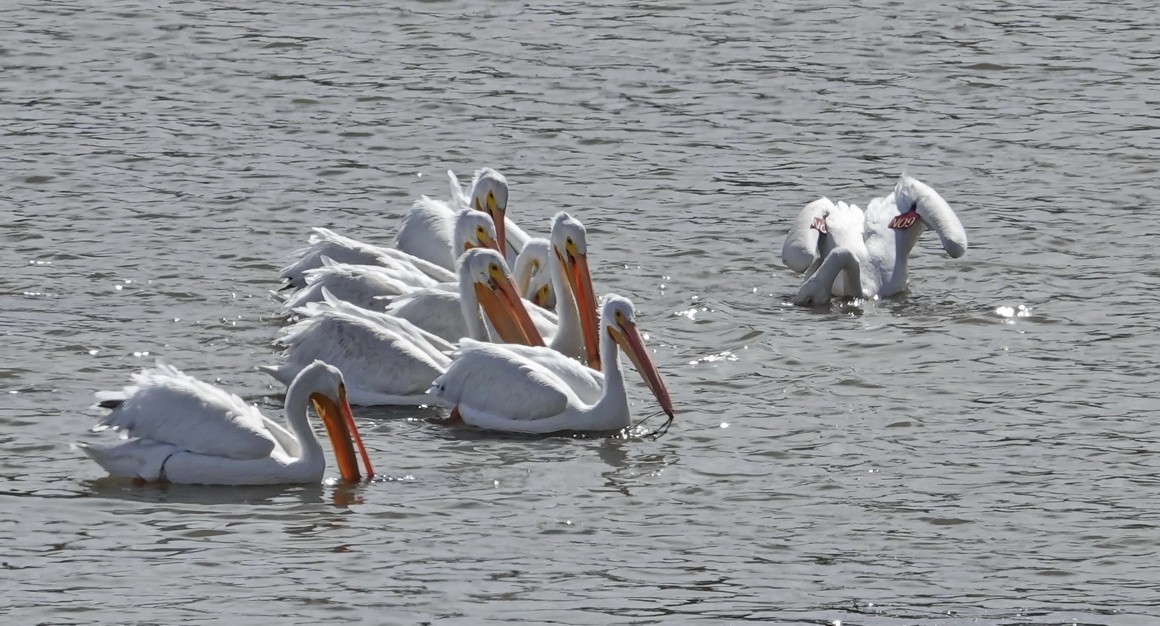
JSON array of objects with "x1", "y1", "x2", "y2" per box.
[
  {"x1": 80, "y1": 361, "x2": 374, "y2": 485},
  {"x1": 395, "y1": 168, "x2": 531, "y2": 270},
  {"x1": 262, "y1": 249, "x2": 544, "y2": 406},
  {"x1": 428, "y1": 295, "x2": 674, "y2": 434},
  {"x1": 512, "y1": 237, "x2": 556, "y2": 312},
  {"x1": 781, "y1": 175, "x2": 968, "y2": 306},
  {"x1": 385, "y1": 238, "x2": 556, "y2": 343}
]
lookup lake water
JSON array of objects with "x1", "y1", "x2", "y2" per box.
[{"x1": 3, "y1": 0, "x2": 1159, "y2": 623}]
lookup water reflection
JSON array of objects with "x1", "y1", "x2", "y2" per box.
[{"x1": 83, "y1": 478, "x2": 330, "y2": 507}]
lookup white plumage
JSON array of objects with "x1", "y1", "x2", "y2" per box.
[
  {"x1": 80, "y1": 361, "x2": 373, "y2": 485},
  {"x1": 428, "y1": 295, "x2": 674, "y2": 434},
  {"x1": 282, "y1": 210, "x2": 498, "y2": 310},
  {"x1": 263, "y1": 249, "x2": 544, "y2": 406},
  {"x1": 265, "y1": 292, "x2": 453, "y2": 406},
  {"x1": 395, "y1": 168, "x2": 531, "y2": 269},
  {"x1": 280, "y1": 227, "x2": 453, "y2": 290},
  {"x1": 512, "y1": 238, "x2": 556, "y2": 311},
  {"x1": 782, "y1": 175, "x2": 968, "y2": 306}
]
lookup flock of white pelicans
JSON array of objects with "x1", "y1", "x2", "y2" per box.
[{"x1": 80, "y1": 170, "x2": 967, "y2": 486}]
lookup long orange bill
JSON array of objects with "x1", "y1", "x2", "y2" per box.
[
  {"x1": 312, "y1": 392, "x2": 374, "y2": 483},
  {"x1": 565, "y1": 250, "x2": 601, "y2": 371},
  {"x1": 475, "y1": 276, "x2": 545, "y2": 347},
  {"x1": 339, "y1": 387, "x2": 374, "y2": 479},
  {"x1": 611, "y1": 320, "x2": 675, "y2": 419},
  {"x1": 477, "y1": 196, "x2": 508, "y2": 260}
]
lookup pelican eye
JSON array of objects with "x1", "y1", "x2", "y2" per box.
[{"x1": 489, "y1": 263, "x2": 499, "y2": 273}]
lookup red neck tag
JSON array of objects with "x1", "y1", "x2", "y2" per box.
[
  {"x1": 888, "y1": 211, "x2": 919, "y2": 230},
  {"x1": 810, "y1": 217, "x2": 827, "y2": 234}
]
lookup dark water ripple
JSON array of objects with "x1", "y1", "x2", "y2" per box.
[{"x1": 3, "y1": 0, "x2": 1159, "y2": 623}]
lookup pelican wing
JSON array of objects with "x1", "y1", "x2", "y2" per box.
[
  {"x1": 384, "y1": 287, "x2": 468, "y2": 342},
  {"x1": 275, "y1": 311, "x2": 450, "y2": 399},
  {"x1": 280, "y1": 228, "x2": 391, "y2": 289},
  {"x1": 308, "y1": 288, "x2": 456, "y2": 356},
  {"x1": 494, "y1": 344, "x2": 604, "y2": 404},
  {"x1": 528, "y1": 305, "x2": 559, "y2": 344},
  {"x1": 94, "y1": 363, "x2": 277, "y2": 460},
  {"x1": 781, "y1": 197, "x2": 837, "y2": 273},
  {"x1": 431, "y1": 340, "x2": 570, "y2": 421},
  {"x1": 394, "y1": 195, "x2": 458, "y2": 270}
]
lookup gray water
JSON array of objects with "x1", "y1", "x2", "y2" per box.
[{"x1": 3, "y1": 0, "x2": 1159, "y2": 623}]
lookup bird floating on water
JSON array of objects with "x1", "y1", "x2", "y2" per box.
[
  {"x1": 781, "y1": 175, "x2": 967, "y2": 306},
  {"x1": 263, "y1": 248, "x2": 544, "y2": 406},
  {"x1": 81, "y1": 361, "x2": 374, "y2": 486},
  {"x1": 396, "y1": 168, "x2": 531, "y2": 269},
  {"x1": 429, "y1": 294, "x2": 674, "y2": 434}
]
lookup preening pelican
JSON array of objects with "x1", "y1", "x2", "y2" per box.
[
  {"x1": 781, "y1": 175, "x2": 968, "y2": 306},
  {"x1": 80, "y1": 361, "x2": 374, "y2": 485},
  {"x1": 263, "y1": 249, "x2": 543, "y2": 406},
  {"x1": 280, "y1": 228, "x2": 454, "y2": 291},
  {"x1": 428, "y1": 295, "x2": 675, "y2": 434},
  {"x1": 395, "y1": 168, "x2": 531, "y2": 269},
  {"x1": 283, "y1": 210, "x2": 499, "y2": 311}
]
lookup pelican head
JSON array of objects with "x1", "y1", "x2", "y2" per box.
[
  {"x1": 293, "y1": 361, "x2": 374, "y2": 482},
  {"x1": 601, "y1": 295, "x2": 675, "y2": 420},
  {"x1": 452, "y1": 209, "x2": 499, "y2": 257},
  {"x1": 551, "y1": 212, "x2": 601, "y2": 371},
  {"x1": 893, "y1": 176, "x2": 967, "y2": 259},
  {"x1": 468, "y1": 168, "x2": 510, "y2": 254},
  {"x1": 458, "y1": 248, "x2": 544, "y2": 347},
  {"x1": 513, "y1": 238, "x2": 556, "y2": 310}
]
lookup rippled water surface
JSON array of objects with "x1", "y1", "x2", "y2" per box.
[{"x1": 4, "y1": 0, "x2": 1160, "y2": 623}]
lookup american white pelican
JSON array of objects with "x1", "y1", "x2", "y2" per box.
[
  {"x1": 383, "y1": 247, "x2": 547, "y2": 347},
  {"x1": 263, "y1": 250, "x2": 543, "y2": 406},
  {"x1": 385, "y1": 227, "x2": 576, "y2": 348},
  {"x1": 283, "y1": 210, "x2": 499, "y2": 311},
  {"x1": 280, "y1": 227, "x2": 454, "y2": 291},
  {"x1": 383, "y1": 239, "x2": 553, "y2": 343},
  {"x1": 456, "y1": 212, "x2": 607, "y2": 404},
  {"x1": 781, "y1": 175, "x2": 968, "y2": 306},
  {"x1": 428, "y1": 295, "x2": 675, "y2": 434},
  {"x1": 538, "y1": 212, "x2": 600, "y2": 367},
  {"x1": 512, "y1": 237, "x2": 555, "y2": 311},
  {"x1": 80, "y1": 361, "x2": 374, "y2": 485},
  {"x1": 395, "y1": 168, "x2": 531, "y2": 269}
]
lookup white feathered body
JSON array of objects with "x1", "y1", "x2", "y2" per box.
[
  {"x1": 268, "y1": 296, "x2": 453, "y2": 406},
  {"x1": 81, "y1": 364, "x2": 318, "y2": 485},
  {"x1": 429, "y1": 340, "x2": 622, "y2": 434},
  {"x1": 782, "y1": 176, "x2": 968, "y2": 304}
]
